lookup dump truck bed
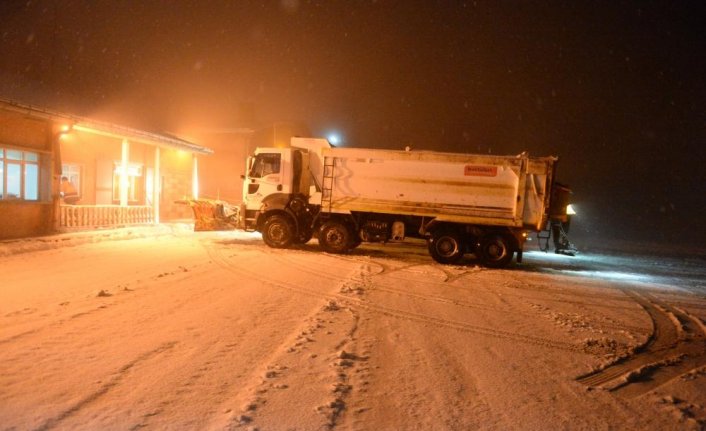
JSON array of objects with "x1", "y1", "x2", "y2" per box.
[{"x1": 319, "y1": 148, "x2": 556, "y2": 231}]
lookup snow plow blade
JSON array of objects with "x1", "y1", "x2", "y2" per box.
[{"x1": 185, "y1": 199, "x2": 240, "y2": 231}]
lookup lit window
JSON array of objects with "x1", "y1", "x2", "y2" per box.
[
  {"x1": 0, "y1": 147, "x2": 40, "y2": 201},
  {"x1": 113, "y1": 162, "x2": 143, "y2": 202}
]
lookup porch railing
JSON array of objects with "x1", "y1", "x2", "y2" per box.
[{"x1": 60, "y1": 205, "x2": 154, "y2": 229}]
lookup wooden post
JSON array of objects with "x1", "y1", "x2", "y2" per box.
[
  {"x1": 192, "y1": 154, "x2": 199, "y2": 199},
  {"x1": 153, "y1": 146, "x2": 160, "y2": 224},
  {"x1": 120, "y1": 139, "x2": 129, "y2": 207},
  {"x1": 52, "y1": 126, "x2": 64, "y2": 231}
]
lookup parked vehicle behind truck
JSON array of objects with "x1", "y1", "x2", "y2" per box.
[{"x1": 233, "y1": 137, "x2": 568, "y2": 268}]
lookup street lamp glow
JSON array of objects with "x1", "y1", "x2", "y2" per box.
[{"x1": 327, "y1": 133, "x2": 341, "y2": 145}]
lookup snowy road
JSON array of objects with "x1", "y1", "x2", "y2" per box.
[{"x1": 1, "y1": 229, "x2": 705, "y2": 430}]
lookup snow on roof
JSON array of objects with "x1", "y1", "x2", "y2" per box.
[{"x1": 0, "y1": 97, "x2": 213, "y2": 155}]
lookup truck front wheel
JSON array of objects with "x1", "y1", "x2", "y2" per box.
[
  {"x1": 478, "y1": 234, "x2": 514, "y2": 268},
  {"x1": 428, "y1": 230, "x2": 464, "y2": 264},
  {"x1": 319, "y1": 221, "x2": 352, "y2": 253},
  {"x1": 262, "y1": 215, "x2": 294, "y2": 248}
]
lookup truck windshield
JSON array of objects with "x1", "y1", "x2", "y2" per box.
[{"x1": 249, "y1": 153, "x2": 281, "y2": 178}]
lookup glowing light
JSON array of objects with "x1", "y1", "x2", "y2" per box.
[
  {"x1": 566, "y1": 204, "x2": 576, "y2": 215},
  {"x1": 58, "y1": 124, "x2": 73, "y2": 140},
  {"x1": 327, "y1": 133, "x2": 341, "y2": 145}
]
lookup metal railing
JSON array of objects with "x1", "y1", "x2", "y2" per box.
[{"x1": 60, "y1": 205, "x2": 154, "y2": 228}]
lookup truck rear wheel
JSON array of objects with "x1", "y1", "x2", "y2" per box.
[
  {"x1": 262, "y1": 215, "x2": 294, "y2": 248},
  {"x1": 428, "y1": 230, "x2": 464, "y2": 264},
  {"x1": 478, "y1": 234, "x2": 514, "y2": 268},
  {"x1": 319, "y1": 221, "x2": 352, "y2": 253}
]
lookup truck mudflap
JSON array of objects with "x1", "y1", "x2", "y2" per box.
[{"x1": 184, "y1": 199, "x2": 240, "y2": 231}]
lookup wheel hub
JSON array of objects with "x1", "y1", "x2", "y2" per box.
[
  {"x1": 486, "y1": 242, "x2": 506, "y2": 260},
  {"x1": 269, "y1": 225, "x2": 286, "y2": 242},
  {"x1": 437, "y1": 237, "x2": 458, "y2": 257},
  {"x1": 325, "y1": 231, "x2": 344, "y2": 246}
]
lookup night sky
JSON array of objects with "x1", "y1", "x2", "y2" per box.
[{"x1": 1, "y1": 1, "x2": 704, "y2": 249}]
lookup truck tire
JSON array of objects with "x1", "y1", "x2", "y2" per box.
[
  {"x1": 478, "y1": 234, "x2": 514, "y2": 268},
  {"x1": 262, "y1": 215, "x2": 294, "y2": 248},
  {"x1": 319, "y1": 221, "x2": 352, "y2": 253},
  {"x1": 428, "y1": 230, "x2": 464, "y2": 264}
]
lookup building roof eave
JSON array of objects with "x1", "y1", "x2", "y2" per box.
[{"x1": 0, "y1": 97, "x2": 213, "y2": 155}]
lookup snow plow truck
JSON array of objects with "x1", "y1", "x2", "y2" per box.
[{"x1": 191, "y1": 137, "x2": 571, "y2": 268}]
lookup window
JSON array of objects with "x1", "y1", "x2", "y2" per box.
[
  {"x1": 249, "y1": 153, "x2": 281, "y2": 178},
  {"x1": 0, "y1": 147, "x2": 40, "y2": 201},
  {"x1": 25, "y1": 164, "x2": 38, "y2": 200},
  {"x1": 113, "y1": 162, "x2": 143, "y2": 202}
]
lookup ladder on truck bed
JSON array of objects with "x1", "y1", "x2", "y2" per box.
[{"x1": 320, "y1": 156, "x2": 335, "y2": 215}]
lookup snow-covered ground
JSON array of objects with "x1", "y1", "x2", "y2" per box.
[{"x1": 1, "y1": 225, "x2": 705, "y2": 430}]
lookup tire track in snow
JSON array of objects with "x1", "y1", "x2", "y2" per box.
[
  {"x1": 324, "y1": 251, "x2": 448, "y2": 280},
  {"x1": 274, "y1": 252, "x2": 646, "y2": 337},
  {"x1": 220, "y1": 304, "x2": 363, "y2": 431},
  {"x1": 292, "y1": 252, "x2": 643, "y2": 327},
  {"x1": 283, "y1": 251, "x2": 478, "y2": 286},
  {"x1": 271, "y1": 253, "x2": 523, "y2": 315},
  {"x1": 205, "y1": 241, "x2": 582, "y2": 353},
  {"x1": 662, "y1": 299, "x2": 706, "y2": 311},
  {"x1": 495, "y1": 276, "x2": 650, "y2": 340},
  {"x1": 34, "y1": 341, "x2": 178, "y2": 431},
  {"x1": 200, "y1": 245, "x2": 365, "y2": 430},
  {"x1": 234, "y1": 245, "x2": 655, "y2": 353},
  {"x1": 0, "y1": 259, "x2": 217, "y2": 348},
  {"x1": 217, "y1": 246, "x2": 564, "y2": 349},
  {"x1": 506, "y1": 274, "x2": 641, "y2": 305},
  {"x1": 576, "y1": 289, "x2": 706, "y2": 398},
  {"x1": 0, "y1": 260, "x2": 233, "y2": 367}
]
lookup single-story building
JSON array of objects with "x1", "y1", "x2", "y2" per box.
[{"x1": 0, "y1": 98, "x2": 213, "y2": 240}]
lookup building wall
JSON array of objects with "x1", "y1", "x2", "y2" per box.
[
  {"x1": 0, "y1": 201, "x2": 54, "y2": 238},
  {"x1": 0, "y1": 110, "x2": 55, "y2": 239},
  {"x1": 195, "y1": 130, "x2": 254, "y2": 204},
  {"x1": 159, "y1": 149, "x2": 194, "y2": 220}
]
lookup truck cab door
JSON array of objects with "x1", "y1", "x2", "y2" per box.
[{"x1": 243, "y1": 150, "x2": 291, "y2": 210}]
